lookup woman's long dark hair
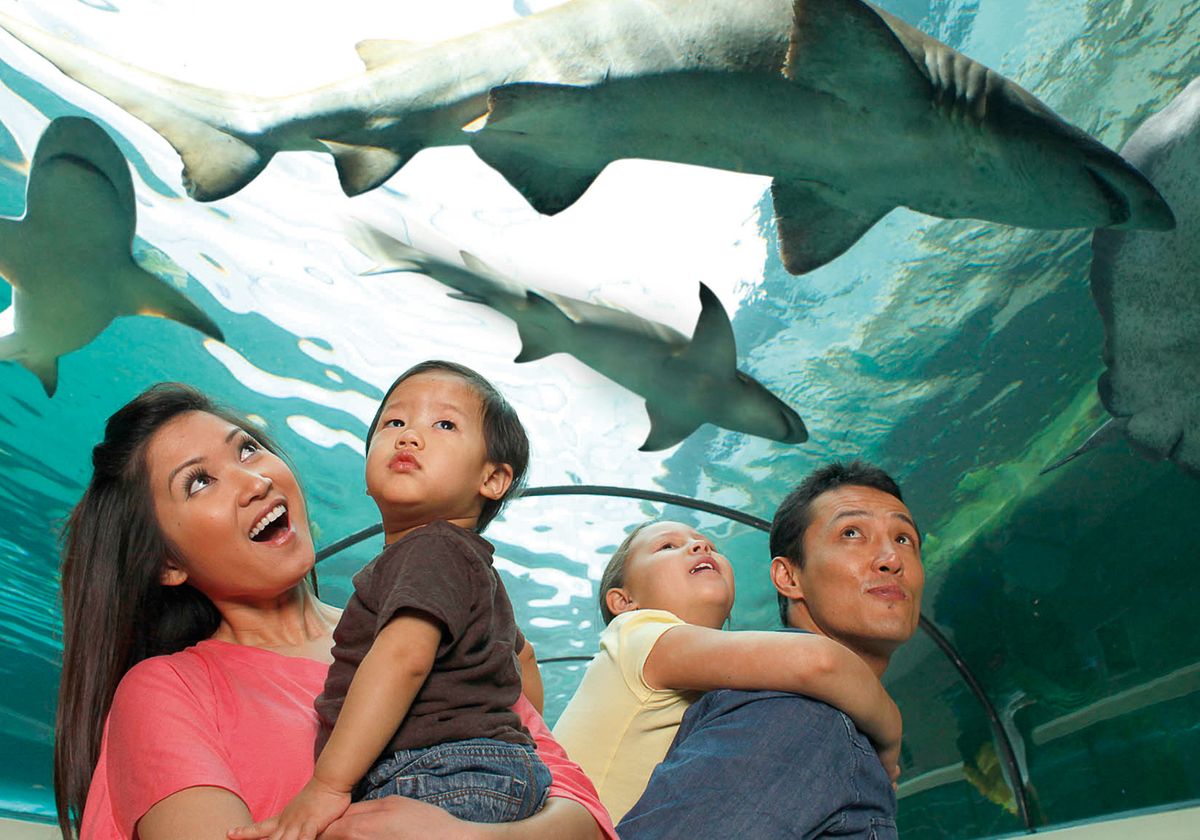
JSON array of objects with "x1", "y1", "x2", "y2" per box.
[{"x1": 53, "y1": 383, "x2": 297, "y2": 838}]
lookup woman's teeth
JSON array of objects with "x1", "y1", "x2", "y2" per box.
[
  {"x1": 690, "y1": 562, "x2": 715, "y2": 574},
  {"x1": 249, "y1": 504, "x2": 286, "y2": 539}
]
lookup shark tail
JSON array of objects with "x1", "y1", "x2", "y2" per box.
[{"x1": 0, "y1": 13, "x2": 272, "y2": 200}]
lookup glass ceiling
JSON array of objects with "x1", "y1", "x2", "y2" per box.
[{"x1": 0, "y1": 0, "x2": 1197, "y2": 837}]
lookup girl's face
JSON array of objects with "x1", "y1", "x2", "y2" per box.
[
  {"x1": 610, "y1": 521, "x2": 735, "y2": 629},
  {"x1": 146, "y1": 411, "x2": 314, "y2": 607}
]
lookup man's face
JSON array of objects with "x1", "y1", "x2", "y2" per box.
[{"x1": 784, "y1": 485, "x2": 924, "y2": 665}]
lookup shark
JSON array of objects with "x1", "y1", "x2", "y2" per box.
[
  {"x1": 347, "y1": 220, "x2": 807, "y2": 451},
  {"x1": 0, "y1": 0, "x2": 1174, "y2": 275},
  {"x1": 0, "y1": 116, "x2": 223, "y2": 396},
  {"x1": 1042, "y1": 78, "x2": 1200, "y2": 478}
]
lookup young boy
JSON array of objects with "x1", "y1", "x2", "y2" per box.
[{"x1": 232, "y1": 360, "x2": 549, "y2": 840}]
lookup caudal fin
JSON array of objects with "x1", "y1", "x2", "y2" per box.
[{"x1": 0, "y1": 12, "x2": 272, "y2": 200}]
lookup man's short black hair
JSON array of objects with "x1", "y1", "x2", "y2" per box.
[{"x1": 769, "y1": 460, "x2": 907, "y2": 626}]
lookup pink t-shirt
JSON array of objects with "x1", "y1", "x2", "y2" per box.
[{"x1": 79, "y1": 639, "x2": 615, "y2": 839}]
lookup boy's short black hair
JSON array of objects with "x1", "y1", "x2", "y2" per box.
[
  {"x1": 367, "y1": 360, "x2": 529, "y2": 532},
  {"x1": 769, "y1": 461, "x2": 910, "y2": 626}
]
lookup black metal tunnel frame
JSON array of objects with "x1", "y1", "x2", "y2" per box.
[{"x1": 315, "y1": 483, "x2": 1034, "y2": 830}]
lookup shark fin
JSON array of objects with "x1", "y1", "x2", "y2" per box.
[
  {"x1": 447, "y1": 291, "x2": 488, "y2": 305},
  {"x1": 355, "y1": 39, "x2": 427, "y2": 71},
  {"x1": 319, "y1": 141, "x2": 408, "y2": 196},
  {"x1": 640, "y1": 401, "x2": 702, "y2": 452},
  {"x1": 459, "y1": 251, "x2": 500, "y2": 276},
  {"x1": 0, "y1": 13, "x2": 271, "y2": 201},
  {"x1": 1039, "y1": 417, "x2": 1127, "y2": 475},
  {"x1": 21, "y1": 354, "x2": 59, "y2": 397},
  {"x1": 127, "y1": 266, "x2": 224, "y2": 341},
  {"x1": 471, "y1": 83, "x2": 605, "y2": 215},
  {"x1": 683, "y1": 284, "x2": 738, "y2": 371},
  {"x1": 771, "y1": 180, "x2": 890, "y2": 274},
  {"x1": 345, "y1": 219, "x2": 426, "y2": 273},
  {"x1": 785, "y1": 0, "x2": 929, "y2": 100},
  {"x1": 513, "y1": 291, "x2": 567, "y2": 362}
]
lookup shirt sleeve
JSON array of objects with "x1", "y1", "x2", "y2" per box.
[
  {"x1": 103, "y1": 656, "x2": 243, "y2": 836},
  {"x1": 609, "y1": 609, "x2": 687, "y2": 700},
  {"x1": 514, "y1": 694, "x2": 618, "y2": 840},
  {"x1": 372, "y1": 532, "x2": 475, "y2": 639}
]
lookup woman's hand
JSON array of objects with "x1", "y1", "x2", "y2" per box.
[
  {"x1": 229, "y1": 777, "x2": 350, "y2": 840},
  {"x1": 318, "y1": 797, "x2": 479, "y2": 840}
]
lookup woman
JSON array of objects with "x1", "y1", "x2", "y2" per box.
[{"x1": 54, "y1": 383, "x2": 613, "y2": 840}]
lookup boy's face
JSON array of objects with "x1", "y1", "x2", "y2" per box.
[{"x1": 366, "y1": 371, "x2": 509, "y2": 541}]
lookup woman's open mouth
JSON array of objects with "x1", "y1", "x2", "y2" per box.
[{"x1": 249, "y1": 503, "x2": 290, "y2": 542}]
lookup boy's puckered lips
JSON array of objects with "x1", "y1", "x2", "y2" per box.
[{"x1": 388, "y1": 452, "x2": 419, "y2": 471}]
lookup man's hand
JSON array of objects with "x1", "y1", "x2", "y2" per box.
[
  {"x1": 228, "y1": 777, "x2": 351, "y2": 840},
  {"x1": 318, "y1": 797, "x2": 480, "y2": 840}
]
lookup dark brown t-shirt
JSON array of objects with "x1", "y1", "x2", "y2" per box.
[{"x1": 314, "y1": 520, "x2": 530, "y2": 758}]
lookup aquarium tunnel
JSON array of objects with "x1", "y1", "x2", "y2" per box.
[{"x1": 0, "y1": 0, "x2": 1197, "y2": 838}]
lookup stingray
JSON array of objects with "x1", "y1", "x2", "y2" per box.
[
  {"x1": 348, "y1": 220, "x2": 807, "y2": 450},
  {"x1": 0, "y1": 117, "x2": 223, "y2": 396},
  {"x1": 1043, "y1": 78, "x2": 1200, "y2": 476},
  {"x1": 0, "y1": 0, "x2": 1173, "y2": 275}
]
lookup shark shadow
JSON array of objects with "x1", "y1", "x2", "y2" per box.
[
  {"x1": 347, "y1": 220, "x2": 807, "y2": 451},
  {"x1": 0, "y1": 0, "x2": 1174, "y2": 275},
  {"x1": 1042, "y1": 78, "x2": 1200, "y2": 478},
  {"x1": 0, "y1": 117, "x2": 223, "y2": 396}
]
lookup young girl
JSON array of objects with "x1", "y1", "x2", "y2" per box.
[
  {"x1": 553, "y1": 519, "x2": 902, "y2": 823},
  {"x1": 233, "y1": 360, "x2": 551, "y2": 840}
]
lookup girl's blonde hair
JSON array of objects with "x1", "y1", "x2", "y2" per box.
[{"x1": 598, "y1": 520, "x2": 656, "y2": 624}]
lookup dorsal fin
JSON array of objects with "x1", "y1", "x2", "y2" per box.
[
  {"x1": 355, "y1": 39, "x2": 427, "y2": 71},
  {"x1": 785, "y1": 0, "x2": 928, "y2": 100},
  {"x1": 682, "y1": 284, "x2": 737, "y2": 372}
]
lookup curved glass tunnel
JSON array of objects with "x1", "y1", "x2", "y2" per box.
[{"x1": 0, "y1": 0, "x2": 1198, "y2": 837}]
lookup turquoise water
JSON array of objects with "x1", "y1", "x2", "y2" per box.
[{"x1": 0, "y1": 0, "x2": 1198, "y2": 836}]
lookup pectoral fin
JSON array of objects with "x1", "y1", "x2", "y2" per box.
[
  {"x1": 471, "y1": 83, "x2": 605, "y2": 215},
  {"x1": 127, "y1": 265, "x2": 224, "y2": 341},
  {"x1": 641, "y1": 400, "x2": 702, "y2": 451},
  {"x1": 22, "y1": 354, "x2": 59, "y2": 397},
  {"x1": 1038, "y1": 417, "x2": 1127, "y2": 475},
  {"x1": 771, "y1": 181, "x2": 890, "y2": 274}
]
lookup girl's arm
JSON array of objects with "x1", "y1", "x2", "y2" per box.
[
  {"x1": 517, "y1": 639, "x2": 545, "y2": 715},
  {"x1": 230, "y1": 610, "x2": 442, "y2": 840},
  {"x1": 642, "y1": 626, "x2": 901, "y2": 770},
  {"x1": 139, "y1": 787, "x2": 253, "y2": 840}
]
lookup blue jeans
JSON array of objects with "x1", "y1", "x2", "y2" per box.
[
  {"x1": 358, "y1": 737, "x2": 551, "y2": 823},
  {"x1": 618, "y1": 690, "x2": 898, "y2": 839}
]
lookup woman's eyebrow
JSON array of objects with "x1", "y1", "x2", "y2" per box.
[{"x1": 165, "y1": 428, "x2": 241, "y2": 489}]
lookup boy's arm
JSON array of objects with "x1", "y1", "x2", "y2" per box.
[
  {"x1": 517, "y1": 639, "x2": 544, "y2": 715},
  {"x1": 229, "y1": 610, "x2": 441, "y2": 840},
  {"x1": 642, "y1": 627, "x2": 901, "y2": 775}
]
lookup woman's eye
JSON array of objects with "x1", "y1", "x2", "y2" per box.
[
  {"x1": 184, "y1": 471, "x2": 212, "y2": 497},
  {"x1": 897, "y1": 534, "x2": 912, "y2": 545},
  {"x1": 239, "y1": 441, "x2": 260, "y2": 460},
  {"x1": 657, "y1": 541, "x2": 678, "y2": 551},
  {"x1": 842, "y1": 528, "x2": 860, "y2": 538},
  {"x1": 434, "y1": 419, "x2": 457, "y2": 431}
]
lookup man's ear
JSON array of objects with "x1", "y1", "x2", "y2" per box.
[
  {"x1": 770, "y1": 555, "x2": 804, "y2": 602},
  {"x1": 160, "y1": 559, "x2": 188, "y2": 587},
  {"x1": 604, "y1": 587, "x2": 638, "y2": 618},
  {"x1": 480, "y1": 462, "x2": 514, "y2": 501}
]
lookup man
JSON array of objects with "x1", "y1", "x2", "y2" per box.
[{"x1": 618, "y1": 461, "x2": 925, "y2": 839}]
